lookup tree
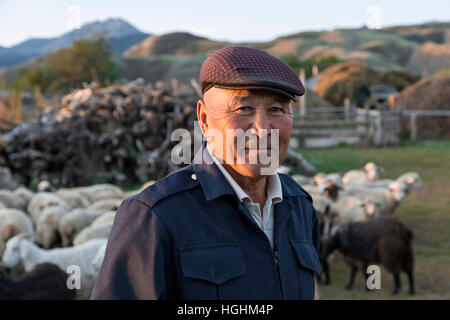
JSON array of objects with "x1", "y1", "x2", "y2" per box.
[{"x1": 12, "y1": 37, "x2": 120, "y2": 93}]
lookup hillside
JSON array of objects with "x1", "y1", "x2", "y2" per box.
[{"x1": 124, "y1": 22, "x2": 450, "y2": 77}]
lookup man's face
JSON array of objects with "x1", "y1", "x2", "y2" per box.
[{"x1": 197, "y1": 87, "x2": 293, "y2": 179}]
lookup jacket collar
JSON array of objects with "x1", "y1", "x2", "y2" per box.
[{"x1": 192, "y1": 141, "x2": 236, "y2": 202}]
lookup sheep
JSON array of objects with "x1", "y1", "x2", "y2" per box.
[
  {"x1": 313, "y1": 172, "x2": 343, "y2": 187},
  {"x1": 1, "y1": 235, "x2": 107, "y2": 299},
  {"x1": 341, "y1": 162, "x2": 382, "y2": 186},
  {"x1": 36, "y1": 206, "x2": 69, "y2": 249},
  {"x1": 330, "y1": 196, "x2": 382, "y2": 228},
  {"x1": 319, "y1": 217, "x2": 415, "y2": 295},
  {"x1": 291, "y1": 175, "x2": 313, "y2": 186},
  {"x1": 341, "y1": 181, "x2": 407, "y2": 216},
  {"x1": 365, "y1": 172, "x2": 423, "y2": 194},
  {"x1": 0, "y1": 263, "x2": 76, "y2": 300},
  {"x1": 13, "y1": 187, "x2": 35, "y2": 209},
  {"x1": 91, "y1": 242, "x2": 107, "y2": 273},
  {"x1": 311, "y1": 194, "x2": 333, "y2": 285},
  {"x1": 55, "y1": 189, "x2": 91, "y2": 209},
  {"x1": 58, "y1": 209, "x2": 104, "y2": 247},
  {"x1": 86, "y1": 198, "x2": 123, "y2": 213},
  {"x1": 0, "y1": 208, "x2": 36, "y2": 257},
  {"x1": 318, "y1": 179, "x2": 344, "y2": 202},
  {"x1": 73, "y1": 223, "x2": 113, "y2": 246},
  {"x1": 90, "y1": 212, "x2": 116, "y2": 228},
  {"x1": 27, "y1": 192, "x2": 69, "y2": 224},
  {"x1": 72, "y1": 184, "x2": 125, "y2": 203},
  {"x1": 0, "y1": 190, "x2": 26, "y2": 210},
  {"x1": 37, "y1": 180, "x2": 54, "y2": 192}
]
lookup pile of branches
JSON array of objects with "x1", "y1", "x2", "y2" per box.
[{"x1": 0, "y1": 79, "x2": 198, "y2": 188}]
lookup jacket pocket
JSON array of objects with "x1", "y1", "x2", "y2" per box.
[
  {"x1": 178, "y1": 244, "x2": 248, "y2": 299},
  {"x1": 291, "y1": 240, "x2": 321, "y2": 276}
]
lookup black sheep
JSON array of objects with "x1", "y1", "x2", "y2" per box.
[
  {"x1": 0, "y1": 263, "x2": 76, "y2": 300},
  {"x1": 320, "y1": 216, "x2": 415, "y2": 295}
]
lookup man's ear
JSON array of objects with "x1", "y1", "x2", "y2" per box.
[{"x1": 197, "y1": 98, "x2": 208, "y2": 136}]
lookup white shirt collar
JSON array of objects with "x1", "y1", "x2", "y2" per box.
[{"x1": 206, "y1": 143, "x2": 283, "y2": 204}]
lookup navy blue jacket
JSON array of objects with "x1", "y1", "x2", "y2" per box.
[{"x1": 91, "y1": 143, "x2": 321, "y2": 300}]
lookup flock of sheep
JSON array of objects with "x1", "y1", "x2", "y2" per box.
[
  {"x1": 0, "y1": 162, "x2": 422, "y2": 299},
  {"x1": 290, "y1": 162, "x2": 422, "y2": 295},
  {"x1": 0, "y1": 182, "x2": 145, "y2": 299}
]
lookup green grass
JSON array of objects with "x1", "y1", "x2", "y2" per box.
[{"x1": 296, "y1": 140, "x2": 450, "y2": 299}]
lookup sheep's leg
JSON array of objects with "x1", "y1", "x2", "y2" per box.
[
  {"x1": 392, "y1": 273, "x2": 401, "y2": 295},
  {"x1": 406, "y1": 270, "x2": 415, "y2": 295},
  {"x1": 319, "y1": 259, "x2": 330, "y2": 285},
  {"x1": 345, "y1": 267, "x2": 357, "y2": 290}
]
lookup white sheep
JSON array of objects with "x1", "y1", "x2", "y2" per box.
[
  {"x1": 13, "y1": 187, "x2": 35, "y2": 208},
  {"x1": 91, "y1": 242, "x2": 107, "y2": 273},
  {"x1": 0, "y1": 208, "x2": 36, "y2": 257},
  {"x1": 72, "y1": 184, "x2": 125, "y2": 203},
  {"x1": 36, "y1": 206, "x2": 68, "y2": 249},
  {"x1": 27, "y1": 192, "x2": 69, "y2": 224},
  {"x1": 55, "y1": 189, "x2": 91, "y2": 209},
  {"x1": 341, "y1": 181, "x2": 406, "y2": 216},
  {"x1": 0, "y1": 190, "x2": 26, "y2": 210},
  {"x1": 73, "y1": 223, "x2": 113, "y2": 246},
  {"x1": 330, "y1": 196, "x2": 381, "y2": 229},
  {"x1": 58, "y1": 209, "x2": 104, "y2": 247},
  {"x1": 341, "y1": 162, "x2": 382, "y2": 186},
  {"x1": 1, "y1": 235, "x2": 107, "y2": 300},
  {"x1": 86, "y1": 198, "x2": 123, "y2": 213}
]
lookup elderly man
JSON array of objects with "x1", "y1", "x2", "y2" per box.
[{"x1": 91, "y1": 46, "x2": 320, "y2": 300}]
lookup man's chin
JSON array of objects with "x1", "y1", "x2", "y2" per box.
[{"x1": 233, "y1": 162, "x2": 279, "y2": 178}]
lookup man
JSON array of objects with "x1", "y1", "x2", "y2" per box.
[{"x1": 91, "y1": 46, "x2": 321, "y2": 300}]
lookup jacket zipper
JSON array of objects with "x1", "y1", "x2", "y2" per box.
[{"x1": 273, "y1": 243, "x2": 284, "y2": 299}]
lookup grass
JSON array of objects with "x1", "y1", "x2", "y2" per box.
[{"x1": 296, "y1": 140, "x2": 450, "y2": 299}]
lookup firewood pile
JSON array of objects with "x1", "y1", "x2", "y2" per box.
[
  {"x1": 0, "y1": 78, "x2": 316, "y2": 189},
  {"x1": 0, "y1": 79, "x2": 198, "y2": 188}
]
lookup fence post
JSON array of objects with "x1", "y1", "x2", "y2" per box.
[
  {"x1": 410, "y1": 112, "x2": 417, "y2": 141},
  {"x1": 344, "y1": 98, "x2": 350, "y2": 121},
  {"x1": 299, "y1": 69, "x2": 306, "y2": 120}
]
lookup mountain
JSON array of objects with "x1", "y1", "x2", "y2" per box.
[{"x1": 0, "y1": 18, "x2": 150, "y2": 68}]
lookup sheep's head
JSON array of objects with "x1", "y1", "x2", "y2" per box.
[
  {"x1": 1, "y1": 234, "x2": 26, "y2": 268},
  {"x1": 388, "y1": 182, "x2": 407, "y2": 203},
  {"x1": 364, "y1": 162, "x2": 383, "y2": 181},
  {"x1": 398, "y1": 172, "x2": 423, "y2": 191},
  {"x1": 360, "y1": 198, "x2": 382, "y2": 218},
  {"x1": 320, "y1": 180, "x2": 343, "y2": 202},
  {"x1": 37, "y1": 212, "x2": 61, "y2": 249},
  {"x1": 313, "y1": 173, "x2": 326, "y2": 186}
]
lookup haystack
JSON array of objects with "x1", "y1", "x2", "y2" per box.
[{"x1": 396, "y1": 74, "x2": 450, "y2": 138}]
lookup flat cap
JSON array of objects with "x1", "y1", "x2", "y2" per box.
[{"x1": 200, "y1": 46, "x2": 305, "y2": 101}]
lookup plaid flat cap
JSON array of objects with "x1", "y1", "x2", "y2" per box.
[{"x1": 200, "y1": 46, "x2": 305, "y2": 101}]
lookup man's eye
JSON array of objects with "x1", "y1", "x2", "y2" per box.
[
  {"x1": 236, "y1": 107, "x2": 252, "y2": 113},
  {"x1": 270, "y1": 107, "x2": 284, "y2": 113}
]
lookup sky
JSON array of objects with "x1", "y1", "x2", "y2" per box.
[{"x1": 0, "y1": 0, "x2": 449, "y2": 47}]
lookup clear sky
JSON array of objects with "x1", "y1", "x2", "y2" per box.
[{"x1": 0, "y1": 0, "x2": 449, "y2": 47}]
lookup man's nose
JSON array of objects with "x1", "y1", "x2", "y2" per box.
[{"x1": 250, "y1": 110, "x2": 271, "y2": 137}]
